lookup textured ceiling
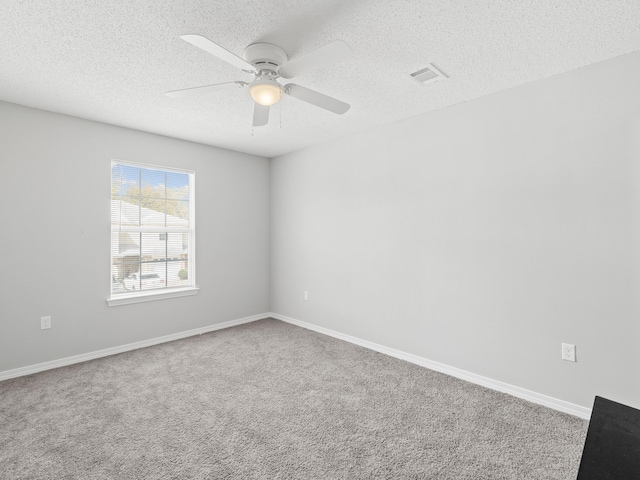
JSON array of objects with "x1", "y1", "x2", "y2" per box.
[{"x1": 0, "y1": 1, "x2": 639, "y2": 158}]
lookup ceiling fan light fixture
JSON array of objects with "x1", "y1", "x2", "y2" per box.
[
  {"x1": 171, "y1": 36, "x2": 352, "y2": 126},
  {"x1": 249, "y1": 78, "x2": 283, "y2": 106}
]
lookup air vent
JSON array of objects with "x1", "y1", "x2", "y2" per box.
[{"x1": 410, "y1": 64, "x2": 447, "y2": 85}]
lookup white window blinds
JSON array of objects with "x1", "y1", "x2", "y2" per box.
[{"x1": 110, "y1": 161, "x2": 195, "y2": 298}]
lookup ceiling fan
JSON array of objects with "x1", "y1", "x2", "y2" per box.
[{"x1": 166, "y1": 35, "x2": 352, "y2": 127}]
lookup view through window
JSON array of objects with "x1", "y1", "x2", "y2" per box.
[{"x1": 110, "y1": 161, "x2": 195, "y2": 298}]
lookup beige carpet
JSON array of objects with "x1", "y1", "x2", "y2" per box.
[{"x1": 0, "y1": 318, "x2": 587, "y2": 479}]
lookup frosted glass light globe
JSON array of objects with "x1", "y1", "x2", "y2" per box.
[{"x1": 249, "y1": 82, "x2": 283, "y2": 106}]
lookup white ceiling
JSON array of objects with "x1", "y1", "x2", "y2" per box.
[{"x1": 1, "y1": 1, "x2": 639, "y2": 158}]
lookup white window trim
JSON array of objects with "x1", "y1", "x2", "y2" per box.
[
  {"x1": 108, "y1": 159, "x2": 196, "y2": 306},
  {"x1": 107, "y1": 286, "x2": 199, "y2": 307}
]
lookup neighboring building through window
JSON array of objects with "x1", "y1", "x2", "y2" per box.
[{"x1": 109, "y1": 161, "x2": 196, "y2": 303}]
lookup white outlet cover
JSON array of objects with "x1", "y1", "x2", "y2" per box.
[
  {"x1": 41, "y1": 316, "x2": 51, "y2": 329},
  {"x1": 561, "y1": 343, "x2": 576, "y2": 362}
]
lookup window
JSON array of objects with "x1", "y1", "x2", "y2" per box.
[{"x1": 108, "y1": 161, "x2": 197, "y2": 305}]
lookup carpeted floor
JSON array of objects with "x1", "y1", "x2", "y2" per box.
[{"x1": 0, "y1": 318, "x2": 587, "y2": 479}]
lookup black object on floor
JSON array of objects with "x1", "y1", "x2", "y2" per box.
[{"x1": 576, "y1": 396, "x2": 640, "y2": 479}]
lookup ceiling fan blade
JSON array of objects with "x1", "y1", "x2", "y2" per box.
[
  {"x1": 278, "y1": 40, "x2": 352, "y2": 79},
  {"x1": 285, "y1": 84, "x2": 350, "y2": 115},
  {"x1": 180, "y1": 34, "x2": 255, "y2": 72},
  {"x1": 253, "y1": 103, "x2": 270, "y2": 127},
  {"x1": 165, "y1": 81, "x2": 246, "y2": 99}
]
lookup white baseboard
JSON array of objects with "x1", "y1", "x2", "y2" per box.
[
  {"x1": 1, "y1": 311, "x2": 592, "y2": 419},
  {"x1": 271, "y1": 312, "x2": 591, "y2": 420},
  {"x1": 0, "y1": 313, "x2": 269, "y2": 382}
]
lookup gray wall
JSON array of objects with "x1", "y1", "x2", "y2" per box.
[
  {"x1": 270, "y1": 51, "x2": 640, "y2": 409},
  {"x1": 0, "y1": 101, "x2": 270, "y2": 372}
]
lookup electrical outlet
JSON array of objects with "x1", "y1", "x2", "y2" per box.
[
  {"x1": 561, "y1": 343, "x2": 576, "y2": 362},
  {"x1": 304, "y1": 291, "x2": 309, "y2": 301},
  {"x1": 41, "y1": 316, "x2": 51, "y2": 330}
]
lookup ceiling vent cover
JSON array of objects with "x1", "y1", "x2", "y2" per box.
[{"x1": 410, "y1": 64, "x2": 447, "y2": 85}]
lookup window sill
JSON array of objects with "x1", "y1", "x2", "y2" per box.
[{"x1": 107, "y1": 287, "x2": 199, "y2": 307}]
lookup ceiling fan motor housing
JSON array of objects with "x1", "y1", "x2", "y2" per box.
[{"x1": 243, "y1": 43, "x2": 288, "y2": 72}]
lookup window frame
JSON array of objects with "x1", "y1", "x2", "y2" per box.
[{"x1": 107, "y1": 159, "x2": 198, "y2": 306}]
